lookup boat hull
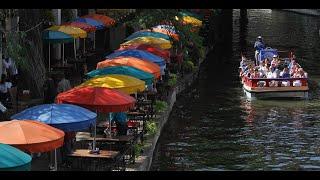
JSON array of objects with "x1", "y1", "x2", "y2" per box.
[{"x1": 243, "y1": 84, "x2": 309, "y2": 100}]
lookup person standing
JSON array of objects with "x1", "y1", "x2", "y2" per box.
[
  {"x1": 43, "y1": 73, "x2": 57, "y2": 104},
  {"x1": 57, "y1": 73, "x2": 72, "y2": 93},
  {"x1": 254, "y1": 36, "x2": 266, "y2": 65}
]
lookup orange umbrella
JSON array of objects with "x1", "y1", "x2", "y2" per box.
[
  {"x1": 97, "y1": 56, "x2": 161, "y2": 79},
  {"x1": 0, "y1": 120, "x2": 64, "y2": 153},
  {"x1": 83, "y1": 14, "x2": 116, "y2": 27}
]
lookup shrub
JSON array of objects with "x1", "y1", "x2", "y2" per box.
[
  {"x1": 182, "y1": 60, "x2": 195, "y2": 73},
  {"x1": 134, "y1": 143, "x2": 144, "y2": 158},
  {"x1": 167, "y1": 73, "x2": 177, "y2": 87},
  {"x1": 145, "y1": 120, "x2": 157, "y2": 135},
  {"x1": 155, "y1": 100, "x2": 168, "y2": 113}
]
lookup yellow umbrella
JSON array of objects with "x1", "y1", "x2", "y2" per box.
[
  {"x1": 79, "y1": 74, "x2": 145, "y2": 95},
  {"x1": 47, "y1": 25, "x2": 87, "y2": 60},
  {"x1": 121, "y1": 37, "x2": 172, "y2": 50},
  {"x1": 182, "y1": 16, "x2": 203, "y2": 27},
  {"x1": 47, "y1": 25, "x2": 87, "y2": 38}
]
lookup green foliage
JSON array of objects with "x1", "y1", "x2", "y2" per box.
[
  {"x1": 61, "y1": 9, "x2": 73, "y2": 22},
  {"x1": 40, "y1": 9, "x2": 55, "y2": 23},
  {"x1": 134, "y1": 143, "x2": 144, "y2": 158},
  {"x1": 145, "y1": 120, "x2": 157, "y2": 135},
  {"x1": 6, "y1": 32, "x2": 31, "y2": 71},
  {"x1": 182, "y1": 60, "x2": 195, "y2": 73},
  {"x1": 154, "y1": 100, "x2": 168, "y2": 113},
  {"x1": 167, "y1": 73, "x2": 177, "y2": 87}
]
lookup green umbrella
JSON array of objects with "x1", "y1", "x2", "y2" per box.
[{"x1": 87, "y1": 66, "x2": 155, "y2": 85}]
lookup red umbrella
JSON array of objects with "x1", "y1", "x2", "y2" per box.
[
  {"x1": 56, "y1": 86, "x2": 135, "y2": 150},
  {"x1": 56, "y1": 86, "x2": 135, "y2": 113},
  {"x1": 63, "y1": 22, "x2": 96, "y2": 33},
  {"x1": 118, "y1": 44, "x2": 170, "y2": 61}
]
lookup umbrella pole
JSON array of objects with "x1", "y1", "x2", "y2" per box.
[
  {"x1": 94, "y1": 32, "x2": 96, "y2": 50},
  {"x1": 93, "y1": 110, "x2": 97, "y2": 151},
  {"x1": 74, "y1": 38, "x2": 77, "y2": 59},
  {"x1": 62, "y1": 43, "x2": 65, "y2": 64},
  {"x1": 54, "y1": 149, "x2": 57, "y2": 171},
  {"x1": 49, "y1": 43, "x2": 51, "y2": 72},
  {"x1": 83, "y1": 38, "x2": 86, "y2": 54},
  {"x1": 109, "y1": 113, "x2": 112, "y2": 138}
]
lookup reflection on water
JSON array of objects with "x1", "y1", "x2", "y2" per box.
[{"x1": 150, "y1": 9, "x2": 320, "y2": 171}]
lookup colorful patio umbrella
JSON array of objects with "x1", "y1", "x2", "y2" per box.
[
  {"x1": 125, "y1": 31, "x2": 171, "y2": 41},
  {"x1": 63, "y1": 21, "x2": 96, "y2": 32},
  {"x1": 0, "y1": 143, "x2": 32, "y2": 171},
  {"x1": 179, "y1": 11, "x2": 203, "y2": 20},
  {"x1": 141, "y1": 29, "x2": 179, "y2": 41},
  {"x1": 74, "y1": 18, "x2": 105, "y2": 49},
  {"x1": 181, "y1": 16, "x2": 202, "y2": 27},
  {"x1": 105, "y1": 49, "x2": 166, "y2": 67},
  {"x1": 42, "y1": 30, "x2": 74, "y2": 71},
  {"x1": 87, "y1": 66, "x2": 154, "y2": 85},
  {"x1": 47, "y1": 25, "x2": 87, "y2": 60},
  {"x1": 56, "y1": 86, "x2": 136, "y2": 114},
  {"x1": 11, "y1": 104, "x2": 96, "y2": 132},
  {"x1": 152, "y1": 25, "x2": 177, "y2": 34},
  {"x1": 63, "y1": 22, "x2": 96, "y2": 54},
  {"x1": 74, "y1": 18, "x2": 105, "y2": 30},
  {"x1": 83, "y1": 14, "x2": 116, "y2": 27},
  {"x1": 56, "y1": 86, "x2": 136, "y2": 150},
  {"x1": 47, "y1": 25, "x2": 87, "y2": 38},
  {"x1": 121, "y1": 36, "x2": 172, "y2": 50},
  {"x1": 79, "y1": 74, "x2": 145, "y2": 95},
  {"x1": 97, "y1": 56, "x2": 161, "y2": 79},
  {"x1": 0, "y1": 120, "x2": 64, "y2": 153},
  {"x1": 118, "y1": 44, "x2": 170, "y2": 61},
  {"x1": 0, "y1": 120, "x2": 65, "y2": 171}
]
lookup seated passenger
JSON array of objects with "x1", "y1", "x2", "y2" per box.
[
  {"x1": 280, "y1": 67, "x2": 290, "y2": 78},
  {"x1": 271, "y1": 55, "x2": 279, "y2": 67},
  {"x1": 250, "y1": 68, "x2": 260, "y2": 78},
  {"x1": 269, "y1": 69, "x2": 280, "y2": 87}
]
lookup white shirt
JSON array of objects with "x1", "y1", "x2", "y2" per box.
[
  {"x1": 57, "y1": 78, "x2": 72, "y2": 93},
  {"x1": 0, "y1": 82, "x2": 12, "y2": 93}
]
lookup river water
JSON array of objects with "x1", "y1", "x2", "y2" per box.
[{"x1": 150, "y1": 9, "x2": 320, "y2": 171}]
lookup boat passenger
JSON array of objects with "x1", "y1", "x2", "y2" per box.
[
  {"x1": 280, "y1": 67, "x2": 290, "y2": 78},
  {"x1": 254, "y1": 36, "x2": 266, "y2": 64}
]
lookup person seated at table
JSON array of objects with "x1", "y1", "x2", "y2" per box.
[
  {"x1": 111, "y1": 112, "x2": 128, "y2": 136},
  {"x1": 57, "y1": 73, "x2": 72, "y2": 93}
]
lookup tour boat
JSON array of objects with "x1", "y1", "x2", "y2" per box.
[{"x1": 239, "y1": 48, "x2": 309, "y2": 100}]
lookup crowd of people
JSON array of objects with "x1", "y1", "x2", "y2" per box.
[{"x1": 240, "y1": 36, "x2": 308, "y2": 87}]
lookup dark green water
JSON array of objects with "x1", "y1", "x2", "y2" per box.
[{"x1": 150, "y1": 9, "x2": 320, "y2": 171}]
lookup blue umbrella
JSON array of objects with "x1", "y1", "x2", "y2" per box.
[
  {"x1": 74, "y1": 18, "x2": 105, "y2": 30},
  {"x1": 11, "y1": 104, "x2": 96, "y2": 132},
  {"x1": 87, "y1": 66, "x2": 155, "y2": 85},
  {"x1": 106, "y1": 49, "x2": 166, "y2": 68},
  {"x1": 125, "y1": 31, "x2": 171, "y2": 41},
  {"x1": 0, "y1": 143, "x2": 32, "y2": 171}
]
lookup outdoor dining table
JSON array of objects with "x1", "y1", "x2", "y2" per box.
[
  {"x1": 67, "y1": 149, "x2": 125, "y2": 171},
  {"x1": 77, "y1": 135, "x2": 138, "y2": 164}
]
